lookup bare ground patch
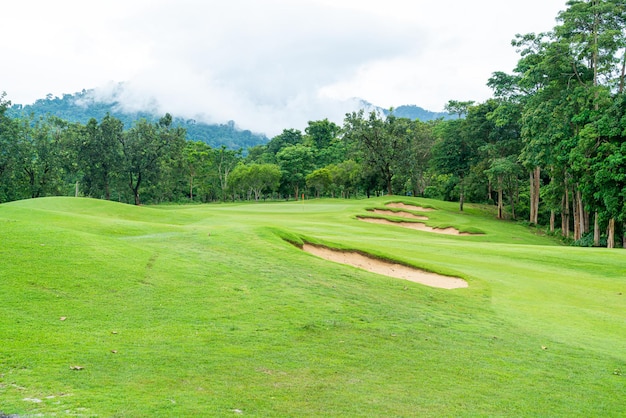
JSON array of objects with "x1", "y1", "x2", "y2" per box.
[
  {"x1": 359, "y1": 217, "x2": 474, "y2": 236},
  {"x1": 370, "y1": 209, "x2": 429, "y2": 220},
  {"x1": 302, "y1": 244, "x2": 468, "y2": 289},
  {"x1": 386, "y1": 202, "x2": 435, "y2": 212}
]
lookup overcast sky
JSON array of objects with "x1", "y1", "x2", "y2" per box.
[{"x1": 3, "y1": 0, "x2": 567, "y2": 136}]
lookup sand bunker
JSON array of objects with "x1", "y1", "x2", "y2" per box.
[
  {"x1": 359, "y1": 217, "x2": 473, "y2": 236},
  {"x1": 302, "y1": 244, "x2": 467, "y2": 289},
  {"x1": 386, "y1": 203, "x2": 435, "y2": 212},
  {"x1": 370, "y1": 209, "x2": 428, "y2": 220}
]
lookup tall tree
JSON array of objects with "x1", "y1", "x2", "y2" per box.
[
  {"x1": 79, "y1": 114, "x2": 124, "y2": 200},
  {"x1": 231, "y1": 163, "x2": 281, "y2": 201},
  {"x1": 444, "y1": 100, "x2": 475, "y2": 118},
  {"x1": 266, "y1": 129, "x2": 303, "y2": 157},
  {"x1": 559, "y1": 0, "x2": 626, "y2": 246},
  {"x1": 343, "y1": 110, "x2": 411, "y2": 195},
  {"x1": 328, "y1": 160, "x2": 362, "y2": 198},
  {"x1": 305, "y1": 119, "x2": 340, "y2": 150},
  {"x1": 276, "y1": 144, "x2": 314, "y2": 199},
  {"x1": 431, "y1": 104, "x2": 484, "y2": 211},
  {"x1": 306, "y1": 167, "x2": 333, "y2": 198},
  {"x1": 400, "y1": 119, "x2": 437, "y2": 197},
  {"x1": 14, "y1": 117, "x2": 75, "y2": 199},
  {"x1": 0, "y1": 92, "x2": 20, "y2": 202},
  {"x1": 182, "y1": 141, "x2": 213, "y2": 201},
  {"x1": 118, "y1": 114, "x2": 186, "y2": 205},
  {"x1": 305, "y1": 119, "x2": 346, "y2": 168},
  {"x1": 214, "y1": 145, "x2": 241, "y2": 201}
]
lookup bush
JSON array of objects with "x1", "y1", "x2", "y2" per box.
[{"x1": 571, "y1": 232, "x2": 607, "y2": 247}]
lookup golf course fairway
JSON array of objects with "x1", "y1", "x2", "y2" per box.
[{"x1": 0, "y1": 196, "x2": 624, "y2": 416}]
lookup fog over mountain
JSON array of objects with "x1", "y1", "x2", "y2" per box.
[
  {"x1": 11, "y1": 86, "x2": 449, "y2": 149},
  {"x1": 2, "y1": 1, "x2": 567, "y2": 138},
  {"x1": 82, "y1": 82, "x2": 372, "y2": 137}
]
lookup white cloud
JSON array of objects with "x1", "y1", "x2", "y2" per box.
[{"x1": 1, "y1": 0, "x2": 567, "y2": 137}]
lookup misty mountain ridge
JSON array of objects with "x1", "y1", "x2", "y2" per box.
[
  {"x1": 8, "y1": 88, "x2": 451, "y2": 149},
  {"x1": 9, "y1": 89, "x2": 269, "y2": 150},
  {"x1": 385, "y1": 104, "x2": 451, "y2": 121}
]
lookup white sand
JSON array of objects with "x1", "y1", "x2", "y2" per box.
[
  {"x1": 302, "y1": 244, "x2": 468, "y2": 289},
  {"x1": 371, "y1": 209, "x2": 429, "y2": 220},
  {"x1": 386, "y1": 203, "x2": 435, "y2": 212},
  {"x1": 359, "y1": 217, "x2": 472, "y2": 236}
]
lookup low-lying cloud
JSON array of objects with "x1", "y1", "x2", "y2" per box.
[{"x1": 3, "y1": 0, "x2": 567, "y2": 137}]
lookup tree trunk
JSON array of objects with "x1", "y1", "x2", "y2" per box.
[
  {"x1": 529, "y1": 171, "x2": 535, "y2": 224},
  {"x1": 607, "y1": 218, "x2": 615, "y2": 248},
  {"x1": 550, "y1": 210, "x2": 555, "y2": 233},
  {"x1": 529, "y1": 167, "x2": 540, "y2": 224},
  {"x1": 497, "y1": 182, "x2": 503, "y2": 219},
  {"x1": 593, "y1": 212, "x2": 600, "y2": 246},
  {"x1": 573, "y1": 190, "x2": 580, "y2": 241},
  {"x1": 459, "y1": 179, "x2": 464, "y2": 212},
  {"x1": 459, "y1": 191, "x2": 464, "y2": 212},
  {"x1": 619, "y1": 49, "x2": 626, "y2": 93},
  {"x1": 562, "y1": 189, "x2": 570, "y2": 238},
  {"x1": 577, "y1": 189, "x2": 585, "y2": 237},
  {"x1": 510, "y1": 192, "x2": 516, "y2": 220},
  {"x1": 130, "y1": 172, "x2": 142, "y2": 205},
  {"x1": 533, "y1": 167, "x2": 540, "y2": 224}
]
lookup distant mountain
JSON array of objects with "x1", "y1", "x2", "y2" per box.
[
  {"x1": 8, "y1": 90, "x2": 269, "y2": 150},
  {"x1": 8, "y1": 91, "x2": 450, "y2": 150},
  {"x1": 386, "y1": 105, "x2": 452, "y2": 121},
  {"x1": 356, "y1": 100, "x2": 451, "y2": 122}
]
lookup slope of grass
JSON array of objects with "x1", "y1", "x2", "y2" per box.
[{"x1": 0, "y1": 196, "x2": 624, "y2": 416}]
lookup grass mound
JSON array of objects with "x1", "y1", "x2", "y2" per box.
[{"x1": 0, "y1": 196, "x2": 624, "y2": 416}]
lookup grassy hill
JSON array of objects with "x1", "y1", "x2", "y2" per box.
[{"x1": 1, "y1": 197, "x2": 624, "y2": 416}]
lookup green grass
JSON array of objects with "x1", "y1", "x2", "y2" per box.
[{"x1": 0, "y1": 196, "x2": 625, "y2": 416}]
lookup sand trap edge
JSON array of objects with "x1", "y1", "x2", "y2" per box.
[
  {"x1": 358, "y1": 216, "x2": 476, "y2": 236},
  {"x1": 368, "y1": 209, "x2": 429, "y2": 220},
  {"x1": 386, "y1": 202, "x2": 436, "y2": 212},
  {"x1": 302, "y1": 243, "x2": 468, "y2": 289}
]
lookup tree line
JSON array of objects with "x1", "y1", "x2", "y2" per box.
[{"x1": 2, "y1": 0, "x2": 626, "y2": 248}]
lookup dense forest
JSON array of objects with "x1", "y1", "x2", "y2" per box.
[{"x1": 2, "y1": 0, "x2": 626, "y2": 248}]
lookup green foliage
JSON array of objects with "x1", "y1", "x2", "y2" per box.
[
  {"x1": 444, "y1": 99, "x2": 475, "y2": 118},
  {"x1": 181, "y1": 140, "x2": 215, "y2": 201},
  {"x1": 265, "y1": 128, "x2": 303, "y2": 156},
  {"x1": 572, "y1": 231, "x2": 609, "y2": 247},
  {"x1": 78, "y1": 115, "x2": 124, "y2": 200},
  {"x1": 343, "y1": 110, "x2": 417, "y2": 195},
  {"x1": 304, "y1": 118, "x2": 340, "y2": 149},
  {"x1": 118, "y1": 114, "x2": 187, "y2": 205},
  {"x1": 305, "y1": 167, "x2": 332, "y2": 197},
  {"x1": 276, "y1": 144, "x2": 315, "y2": 199},
  {"x1": 230, "y1": 163, "x2": 281, "y2": 200}
]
